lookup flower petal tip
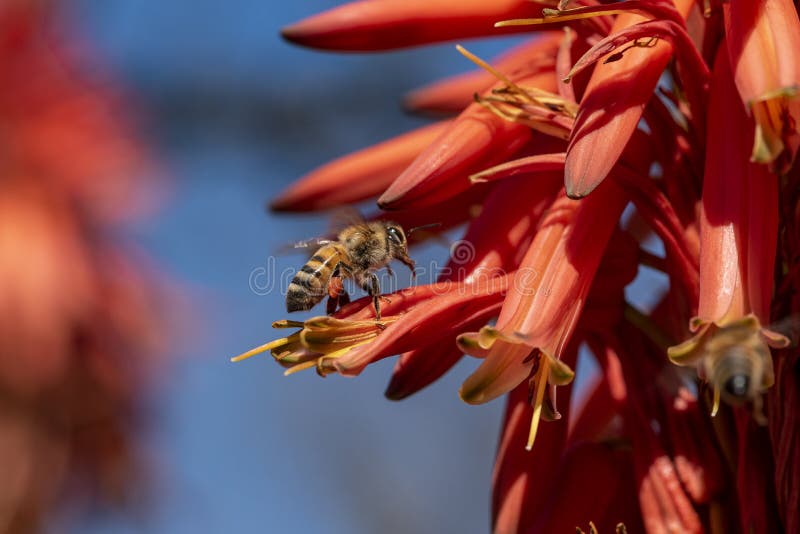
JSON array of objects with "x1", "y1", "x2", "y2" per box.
[
  {"x1": 375, "y1": 196, "x2": 398, "y2": 211},
  {"x1": 383, "y1": 381, "x2": 408, "y2": 401},
  {"x1": 279, "y1": 23, "x2": 309, "y2": 47},
  {"x1": 268, "y1": 197, "x2": 293, "y2": 212},
  {"x1": 458, "y1": 386, "x2": 486, "y2": 405},
  {"x1": 761, "y1": 328, "x2": 791, "y2": 349},
  {"x1": 666, "y1": 337, "x2": 703, "y2": 365},
  {"x1": 279, "y1": 17, "x2": 341, "y2": 50},
  {"x1": 565, "y1": 188, "x2": 589, "y2": 200},
  {"x1": 547, "y1": 357, "x2": 575, "y2": 386},
  {"x1": 564, "y1": 175, "x2": 599, "y2": 199}
]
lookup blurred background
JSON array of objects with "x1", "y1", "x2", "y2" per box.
[{"x1": 0, "y1": 1, "x2": 543, "y2": 533}]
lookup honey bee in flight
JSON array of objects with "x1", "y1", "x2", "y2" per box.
[
  {"x1": 701, "y1": 320, "x2": 774, "y2": 421},
  {"x1": 694, "y1": 315, "x2": 794, "y2": 423},
  {"x1": 286, "y1": 221, "x2": 418, "y2": 320}
]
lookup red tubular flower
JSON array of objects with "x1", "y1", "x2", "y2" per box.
[
  {"x1": 668, "y1": 45, "x2": 789, "y2": 419},
  {"x1": 531, "y1": 442, "x2": 635, "y2": 533},
  {"x1": 0, "y1": 6, "x2": 154, "y2": 223},
  {"x1": 610, "y1": 326, "x2": 705, "y2": 534},
  {"x1": 384, "y1": 336, "x2": 465, "y2": 401},
  {"x1": 723, "y1": 0, "x2": 800, "y2": 171},
  {"x1": 281, "y1": 0, "x2": 560, "y2": 52},
  {"x1": 441, "y1": 173, "x2": 564, "y2": 282},
  {"x1": 0, "y1": 4, "x2": 165, "y2": 530},
  {"x1": 377, "y1": 85, "x2": 540, "y2": 210},
  {"x1": 232, "y1": 277, "x2": 507, "y2": 376},
  {"x1": 491, "y1": 381, "x2": 573, "y2": 534},
  {"x1": 546, "y1": 0, "x2": 695, "y2": 198},
  {"x1": 271, "y1": 122, "x2": 450, "y2": 211},
  {"x1": 490, "y1": 236, "x2": 641, "y2": 532},
  {"x1": 369, "y1": 184, "x2": 493, "y2": 239},
  {"x1": 386, "y1": 172, "x2": 563, "y2": 398},
  {"x1": 735, "y1": 412, "x2": 783, "y2": 533},
  {"x1": 768, "y1": 341, "x2": 800, "y2": 533},
  {"x1": 664, "y1": 387, "x2": 726, "y2": 504},
  {"x1": 458, "y1": 179, "x2": 627, "y2": 449},
  {"x1": 404, "y1": 34, "x2": 562, "y2": 115},
  {"x1": 332, "y1": 277, "x2": 506, "y2": 375}
]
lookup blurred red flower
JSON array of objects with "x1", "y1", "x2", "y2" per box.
[
  {"x1": 237, "y1": 0, "x2": 800, "y2": 531},
  {"x1": 0, "y1": 3, "x2": 165, "y2": 532}
]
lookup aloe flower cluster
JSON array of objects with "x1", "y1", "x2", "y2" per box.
[
  {"x1": 0, "y1": 4, "x2": 164, "y2": 531},
  {"x1": 240, "y1": 0, "x2": 800, "y2": 531}
]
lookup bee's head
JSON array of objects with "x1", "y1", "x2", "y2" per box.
[
  {"x1": 723, "y1": 374, "x2": 751, "y2": 400},
  {"x1": 384, "y1": 222, "x2": 415, "y2": 276},
  {"x1": 711, "y1": 345, "x2": 758, "y2": 405}
]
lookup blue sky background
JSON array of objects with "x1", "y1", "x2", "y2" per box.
[{"x1": 55, "y1": 2, "x2": 526, "y2": 533}]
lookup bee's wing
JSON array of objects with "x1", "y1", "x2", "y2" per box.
[
  {"x1": 767, "y1": 314, "x2": 800, "y2": 347},
  {"x1": 274, "y1": 237, "x2": 334, "y2": 256},
  {"x1": 328, "y1": 206, "x2": 368, "y2": 233},
  {"x1": 272, "y1": 208, "x2": 365, "y2": 257}
]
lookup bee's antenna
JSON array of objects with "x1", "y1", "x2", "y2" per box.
[{"x1": 407, "y1": 223, "x2": 442, "y2": 236}]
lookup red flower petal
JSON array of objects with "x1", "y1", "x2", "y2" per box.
[
  {"x1": 271, "y1": 121, "x2": 450, "y2": 211},
  {"x1": 377, "y1": 103, "x2": 532, "y2": 210},
  {"x1": 384, "y1": 317, "x2": 487, "y2": 400},
  {"x1": 697, "y1": 44, "x2": 778, "y2": 325},
  {"x1": 492, "y1": 383, "x2": 571, "y2": 533},
  {"x1": 565, "y1": 0, "x2": 694, "y2": 198},
  {"x1": 333, "y1": 277, "x2": 508, "y2": 375},
  {"x1": 384, "y1": 172, "x2": 563, "y2": 398},
  {"x1": 724, "y1": 0, "x2": 800, "y2": 170},
  {"x1": 532, "y1": 443, "x2": 631, "y2": 533},
  {"x1": 469, "y1": 152, "x2": 566, "y2": 183},
  {"x1": 367, "y1": 183, "x2": 491, "y2": 239},
  {"x1": 443, "y1": 171, "x2": 563, "y2": 279},
  {"x1": 461, "y1": 179, "x2": 628, "y2": 405},
  {"x1": 281, "y1": 0, "x2": 558, "y2": 52}
]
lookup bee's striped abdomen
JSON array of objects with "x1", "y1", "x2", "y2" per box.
[{"x1": 286, "y1": 245, "x2": 347, "y2": 313}]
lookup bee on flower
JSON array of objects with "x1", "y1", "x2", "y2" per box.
[{"x1": 285, "y1": 220, "x2": 420, "y2": 320}]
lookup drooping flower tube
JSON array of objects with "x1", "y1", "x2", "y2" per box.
[
  {"x1": 723, "y1": 0, "x2": 800, "y2": 171},
  {"x1": 458, "y1": 179, "x2": 628, "y2": 450},
  {"x1": 667, "y1": 46, "x2": 789, "y2": 420}
]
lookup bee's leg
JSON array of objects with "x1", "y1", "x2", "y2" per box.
[
  {"x1": 362, "y1": 273, "x2": 382, "y2": 321},
  {"x1": 327, "y1": 264, "x2": 345, "y2": 315},
  {"x1": 326, "y1": 291, "x2": 339, "y2": 315},
  {"x1": 327, "y1": 284, "x2": 351, "y2": 314},
  {"x1": 385, "y1": 264, "x2": 395, "y2": 278}
]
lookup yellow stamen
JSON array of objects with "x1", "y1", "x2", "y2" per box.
[
  {"x1": 231, "y1": 335, "x2": 298, "y2": 362},
  {"x1": 751, "y1": 99, "x2": 791, "y2": 165},
  {"x1": 284, "y1": 360, "x2": 319, "y2": 376},
  {"x1": 456, "y1": 44, "x2": 521, "y2": 96},
  {"x1": 284, "y1": 339, "x2": 376, "y2": 377},
  {"x1": 526, "y1": 358, "x2": 551, "y2": 451},
  {"x1": 495, "y1": 9, "x2": 634, "y2": 28},
  {"x1": 272, "y1": 319, "x2": 306, "y2": 328},
  {"x1": 321, "y1": 339, "x2": 372, "y2": 361}
]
